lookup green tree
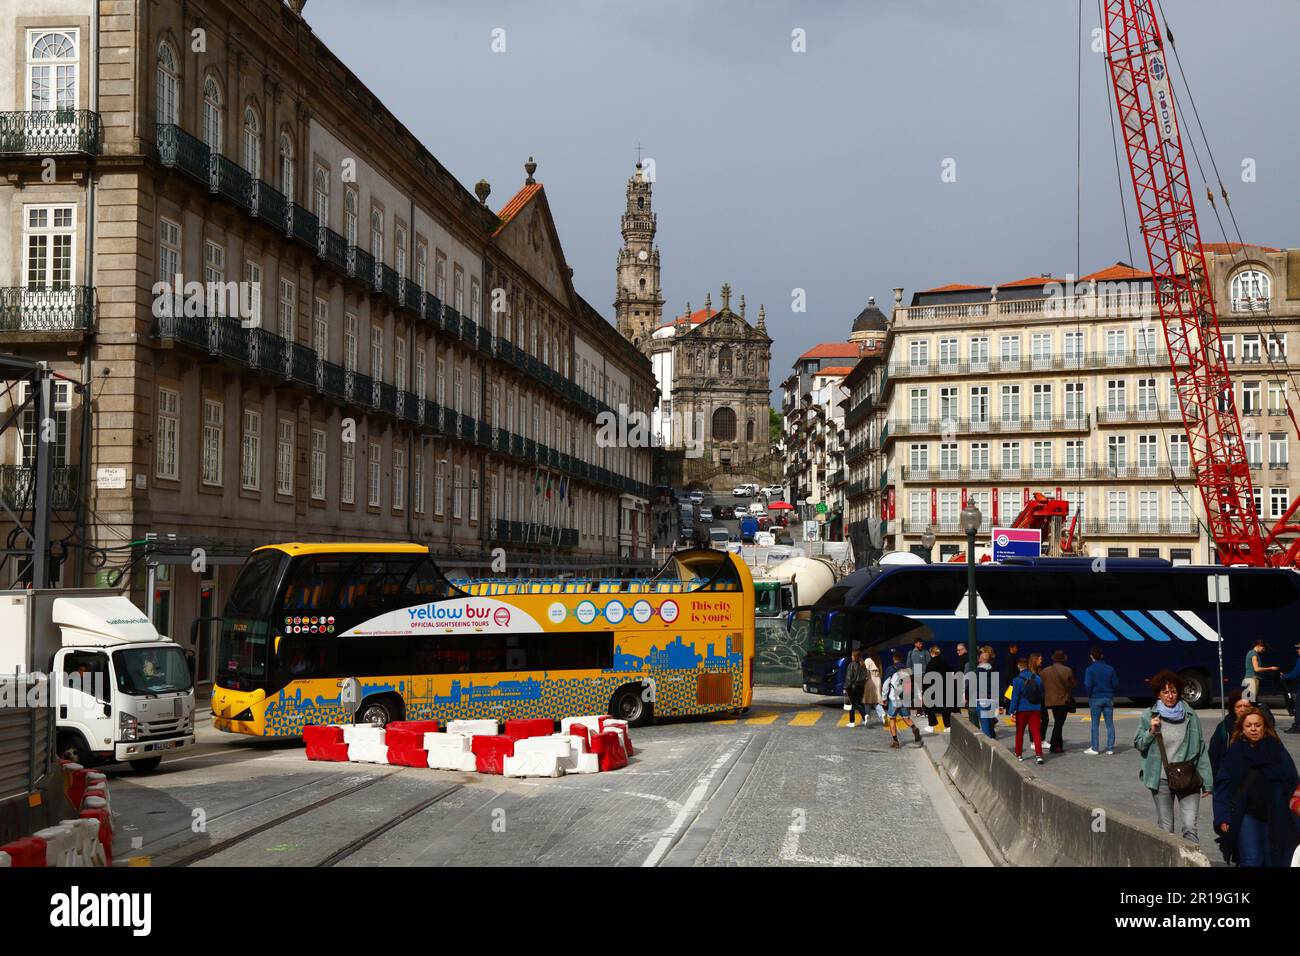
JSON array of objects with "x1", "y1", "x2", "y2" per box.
[{"x1": 769, "y1": 407, "x2": 782, "y2": 444}]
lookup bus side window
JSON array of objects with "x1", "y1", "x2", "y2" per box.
[{"x1": 280, "y1": 555, "x2": 353, "y2": 611}]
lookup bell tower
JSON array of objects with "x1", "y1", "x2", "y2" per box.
[{"x1": 614, "y1": 159, "x2": 664, "y2": 346}]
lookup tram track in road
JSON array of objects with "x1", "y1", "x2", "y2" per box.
[
  {"x1": 171, "y1": 771, "x2": 396, "y2": 867},
  {"x1": 314, "y1": 784, "x2": 462, "y2": 867}
]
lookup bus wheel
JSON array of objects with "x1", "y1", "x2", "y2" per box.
[
  {"x1": 356, "y1": 696, "x2": 400, "y2": 727},
  {"x1": 1179, "y1": 670, "x2": 1212, "y2": 709},
  {"x1": 609, "y1": 685, "x2": 652, "y2": 728}
]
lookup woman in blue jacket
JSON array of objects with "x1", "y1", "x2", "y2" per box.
[{"x1": 1213, "y1": 707, "x2": 1300, "y2": 867}]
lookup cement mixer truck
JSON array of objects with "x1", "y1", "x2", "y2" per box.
[{"x1": 753, "y1": 555, "x2": 840, "y2": 623}]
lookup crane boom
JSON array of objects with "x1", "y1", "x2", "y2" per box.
[{"x1": 1100, "y1": 0, "x2": 1300, "y2": 566}]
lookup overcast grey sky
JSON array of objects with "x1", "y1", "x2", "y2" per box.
[{"x1": 305, "y1": 0, "x2": 1299, "y2": 397}]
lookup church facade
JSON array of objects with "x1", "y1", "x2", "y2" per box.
[{"x1": 614, "y1": 163, "x2": 773, "y2": 470}]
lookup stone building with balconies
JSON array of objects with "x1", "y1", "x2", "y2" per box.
[
  {"x1": 0, "y1": 0, "x2": 655, "y2": 687},
  {"x1": 878, "y1": 250, "x2": 1299, "y2": 563}
]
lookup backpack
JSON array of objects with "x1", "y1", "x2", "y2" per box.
[{"x1": 1020, "y1": 673, "x2": 1043, "y2": 706}]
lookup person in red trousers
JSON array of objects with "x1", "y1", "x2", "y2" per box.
[{"x1": 1008, "y1": 654, "x2": 1047, "y2": 765}]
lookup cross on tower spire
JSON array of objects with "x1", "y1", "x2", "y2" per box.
[
  {"x1": 720, "y1": 283, "x2": 732, "y2": 311},
  {"x1": 635, "y1": 141, "x2": 644, "y2": 166}
]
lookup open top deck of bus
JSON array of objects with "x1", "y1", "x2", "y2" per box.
[{"x1": 250, "y1": 543, "x2": 743, "y2": 598}]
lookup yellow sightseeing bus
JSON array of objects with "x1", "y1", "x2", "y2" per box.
[{"x1": 211, "y1": 543, "x2": 754, "y2": 738}]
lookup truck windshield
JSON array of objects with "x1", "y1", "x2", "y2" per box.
[
  {"x1": 755, "y1": 585, "x2": 781, "y2": 617},
  {"x1": 113, "y1": 646, "x2": 192, "y2": 695}
]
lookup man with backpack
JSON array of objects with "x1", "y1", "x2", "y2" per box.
[
  {"x1": 884, "y1": 651, "x2": 923, "y2": 749},
  {"x1": 1008, "y1": 654, "x2": 1046, "y2": 764}
]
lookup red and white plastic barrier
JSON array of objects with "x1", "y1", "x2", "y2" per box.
[
  {"x1": 1, "y1": 761, "x2": 113, "y2": 867},
  {"x1": 305, "y1": 713, "x2": 634, "y2": 779}
]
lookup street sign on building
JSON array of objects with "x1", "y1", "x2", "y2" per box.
[{"x1": 991, "y1": 527, "x2": 1041, "y2": 562}]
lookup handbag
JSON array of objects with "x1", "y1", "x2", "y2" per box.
[{"x1": 1154, "y1": 719, "x2": 1203, "y2": 797}]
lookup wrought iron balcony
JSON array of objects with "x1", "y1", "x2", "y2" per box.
[
  {"x1": 210, "y1": 153, "x2": 252, "y2": 209},
  {"x1": 346, "y1": 245, "x2": 375, "y2": 284},
  {"x1": 0, "y1": 110, "x2": 101, "y2": 155},
  {"x1": 0, "y1": 286, "x2": 94, "y2": 333},
  {"x1": 318, "y1": 226, "x2": 349, "y2": 273},
  {"x1": 399, "y1": 279, "x2": 423, "y2": 313},
  {"x1": 250, "y1": 179, "x2": 288, "y2": 227},
  {"x1": 378, "y1": 263, "x2": 400, "y2": 301},
  {"x1": 422, "y1": 293, "x2": 443, "y2": 327},
  {"x1": 0, "y1": 464, "x2": 78, "y2": 510},
  {"x1": 155, "y1": 123, "x2": 210, "y2": 182},
  {"x1": 288, "y1": 203, "x2": 318, "y2": 250}
]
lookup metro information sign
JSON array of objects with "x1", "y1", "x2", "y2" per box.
[{"x1": 991, "y1": 527, "x2": 1041, "y2": 561}]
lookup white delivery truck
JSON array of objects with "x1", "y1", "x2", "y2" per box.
[{"x1": 0, "y1": 589, "x2": 196, "y2": 773}]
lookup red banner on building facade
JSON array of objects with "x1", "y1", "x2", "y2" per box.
[{"x1": 930, "y1": 488, "x2": 937, "y2": 523}]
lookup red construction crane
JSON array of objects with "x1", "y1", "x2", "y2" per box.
[{"x1": 1102, "y1": 0, "x2": 1300, "y2": 566}]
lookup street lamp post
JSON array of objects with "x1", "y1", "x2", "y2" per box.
[
  {"x1": 921, "y1": 526, "x2": 936, "y2": 564},
  {"x1": 960, "y1": 504, "x2": 983, "y2": 651}
]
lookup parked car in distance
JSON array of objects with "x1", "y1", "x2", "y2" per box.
[
  {"x1": 688, "y1": 490, "x2": 705, "y2": 505},
  {"x1": 698, "y1": 508, "x2": 713, "y2": 524},
  {"x1": 717, "y1": 505, "x2": 736, "y2": 520},
  {"x1": 760, "y1": 485, "x2": 783, "y2": 498},
  {"x1": 748, "y1": 502, "x2": 766, "y2": 516},
  {"x1": 708, "y1": 527, "x2": 730, "y2": 549},
  {"x1": 732, "y1": 483, "x2": 755, "y2": 497}
]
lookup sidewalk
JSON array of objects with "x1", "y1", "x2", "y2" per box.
[{"x1": 927, "y1": 705, "x2": 1300, "y2": 864}]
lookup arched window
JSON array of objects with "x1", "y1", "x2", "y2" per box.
[
  {"x1": 155, "y1": 41, "x2": 178, "y2": 124},
  {"x1": 344, "y1": 188, "x2": 358, "y2": 245},
  {"x1": 718, "y1": 346, "x2": 733, "y2": 377},
  {"x1": 201, "y1": 77, "x2": 222, "y2": 150},
  {"x1": 637, "y1": 196, "x2": 644, "y2": 210},
  {"x1": 278, "y1": 131, "x2": 295, "y2": 196},
  {"x1": 241, "y1": 105, "x2": 262, "y2": 178},
  {"x1": 313, "y1": 165, "x2": 329, "y2": 223},
  {"x1": 395, "y1": 224, "x2": 408, "y2": 280},
  {"x1": 29, "y1": 31, "x2": 78, "y2": 113},
  {"x1": 746, "y1": 418, "x2": 755, "y2": 442},
  {"x1": 370, "y1": 209, "x2": 384, "y2": 260},
  {"x1": 712, "y1": 407, "x2": 737, "y2": 442},
  {"x1": 1231, "y1": 269, "x2": 1271, "y2": 313}
]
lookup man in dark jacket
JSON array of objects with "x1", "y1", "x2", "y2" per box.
[
  {"x1": 1039, "y1": 650, "x2": 1077, "y2": 754},
  {"x1": 924, "y1": 646, "x2": 953, "y2": 733}
]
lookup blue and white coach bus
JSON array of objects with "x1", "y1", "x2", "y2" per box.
[{"x1": 801, "y1": 557, "x2": 1300, "y2": 707}]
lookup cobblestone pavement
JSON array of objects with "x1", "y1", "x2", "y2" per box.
[
  {"x1": 105, "y1": 687, "x2": 988, "y2": 867},
  {"x1": 922, "y1": 700, "x2": 1300, "y2": 863}
]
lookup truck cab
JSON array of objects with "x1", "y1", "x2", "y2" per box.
[{"x1": 0, "y1": 590, "x2": 196, "y2": 773}]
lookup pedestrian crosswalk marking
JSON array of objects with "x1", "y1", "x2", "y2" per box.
[
  {"x1": 837, "y1": 712, "x2": 852, "y2": 727},
  {"x1": 745, "y1": 711, "x2": 779, "y2": 725},
  {"x1": 789, "y1": 710, "x2": 823, "y2": 726}
]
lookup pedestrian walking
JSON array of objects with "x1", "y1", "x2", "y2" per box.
[
  {"x1": 1210, "y1": 692, "x2": 1279, "y2": 778},
  {"x1": 924, "y1": 646, "x2": 953, "y2": 733},
  {"x1": 1040, "y1": 650, "x2": 1077, "y2": 753},
  {"x1": 1082, "y1": 645, "x2": 1118, "y2": 755},
  {"x1": 976, "y1": 647, "x2": 998, "y2": 739},
  {"x1": 1134, "y1": 670, "x2": 1213, "y2": 845},
  {"x1": 1243, "y1": 638, "x2": 1278, "y2": 703},
  {"x1": 1212, "y1": 707, "x2": 1300, "y2": 867},
  {"x1": 1000, "y1": 643, "x2": 1020, "y2": 707},
  {"x1": 883, "y1": 651, "x2": 922, "y2": 749},
  {"x1": 843, "y1": 649, "x2": 869, "y2": 728},
  {"x1": 862, "y1": 654, "x2": 884, "y2": 726},
  {"x1": 957, "y1": 642, "x2": 979, "y2": 726},
  {"x1": 1008, "y1": 655, "x2": 1046, "y2": 764},
  {"x1": 907, "y1": 638, "x2": 928, "y2": 676},
  {"x1": 1279, "y1": 642, "x2": 1300, "y2": 734}
]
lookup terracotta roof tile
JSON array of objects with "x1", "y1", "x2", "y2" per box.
[
  {"x1": 1081, "y1": 262, "x2": 1150, "y2": 282},
  {"x1": 921, "y1": 282, "x2": 987, "y2": 293},
  {"x1": 815, "y1": 366, "x2": 855, "y2": 376},
  {"x1": 659, "y1": 307, "x2": 717, "y2": 328},
  {"x1": 493, "y1": 183, "x2": 543, "y2": 236},
  {"x1": 798, "y1": 342, "x2": 862, "y2": 360},
  {"x1": 998, "y1": 275, "x2": 1063, "y2": 289}
]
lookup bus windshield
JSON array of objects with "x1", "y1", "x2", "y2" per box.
[{"x1": 217, "y1": 550, "x2": 287, "y2": 691}]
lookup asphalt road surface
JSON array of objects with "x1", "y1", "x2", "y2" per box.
[{"x1": 105, "y1": 687, "x2": 989, "y2": 868}]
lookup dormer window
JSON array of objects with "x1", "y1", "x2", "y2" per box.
[{"x1": 1231, "y1": 269, "x2": 1271, "y2": 313}]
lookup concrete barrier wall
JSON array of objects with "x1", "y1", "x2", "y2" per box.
[{"x1": 941, "y1": 718, "x2": 1210, "y2": 867}]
